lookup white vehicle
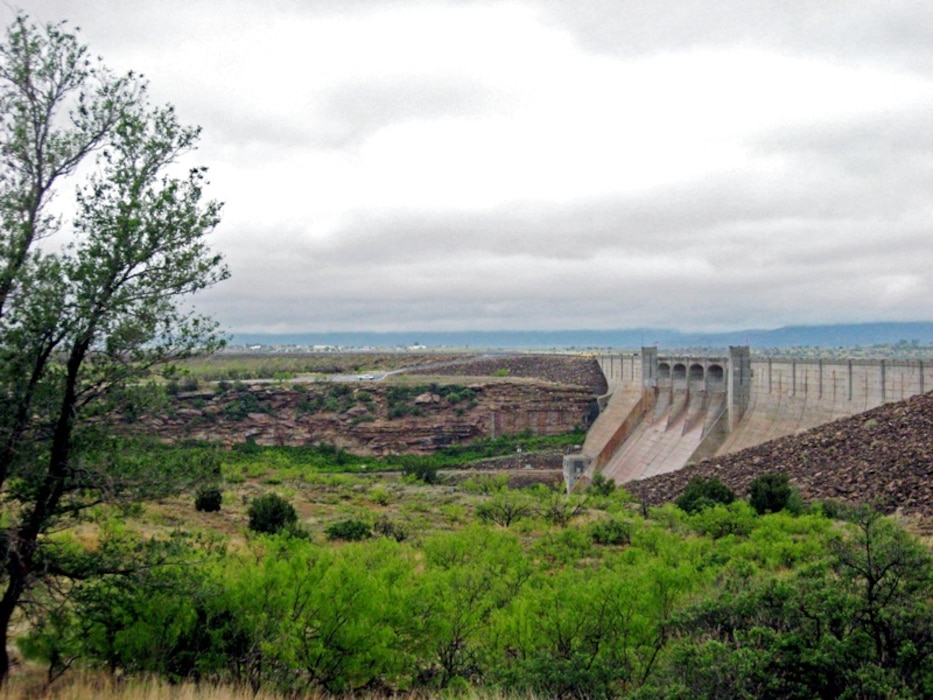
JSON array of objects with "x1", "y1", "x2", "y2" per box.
[{"x1": 357, "y1": 374, "x2": 375, "y2": 380}]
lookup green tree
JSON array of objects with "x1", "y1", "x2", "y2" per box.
[
  {"x1": 325, "y1": 518, "x2": 372, "y2": 542},
  {"x1": 675, "y1": 476, "x2": 736, "y2": 514},
  {"x1": 748, "y1": 472, "x2": 793, "y2": 515},
  {"x1": 537, "y1": 489, "x2": 588, "y2": 527},
  {"x1": 830, "y1": 505, "x2": 933, "y2": 685},
  {"x1": 645, "y1": 508, "x2": 933, "y2": 699},
  {"x1": 195, "y1": 486, "x2": 223, "y2": 513},
  {"x1": 248, "y1": 494, "x2": 298, "y2": 535},
  {"x1": 491, "y1": 568, "x2": 640, "y2": 697},
  {"x1": 588, "y1": 472, "x2": 616, "y2": 496},
  {"x1": 419, "y1": 527, "x2": 532, "y2": 688},
  {"x1": 216, "y1": 537, "x2": 417, "y2": 694},
  {"x1": 0, "y1": 14, "x2": 227, "y2": 681},
  {"x1": 475, "y1": 490, "x2": 535, "y2": 527}
]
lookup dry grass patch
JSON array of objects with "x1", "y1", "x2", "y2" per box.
[
  {"x1": 1, "y1": 671, "x2": 545, "y2": 699},
  {"x1": 0, "y1": 673, "x2": 286, "y2": 700}
]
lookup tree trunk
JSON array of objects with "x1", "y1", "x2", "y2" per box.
[
  {"x1": 0, "y1": 340, "x2": 86, "y2": 684},
  {"x1": 0, "y1": 551, "x2": 29, "y2": 683}
]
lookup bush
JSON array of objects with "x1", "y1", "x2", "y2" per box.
[
  {"x1": 587, "y1": 473, "x2": 616, "y2": 496},
  {"x1": 539, "y1": 492, "x2": 587, "y2": 527},
  {"x1": 369, "y1": 486, "x2": 391, "y2": 506},
  {"x1": 820, "y1": 498, "x2": 850, "y2": 520},
  {"x1": 233, "y1": 436, "x2": 262, "y2": 455},
  {"x1": 373, "y1": 515, "x2": 408, "y2": 542},
  {"x1": 748, "y1": 472, "x2": 793, "y2": 515},
  {"x1": 591, "y1": 518, "x2": 633, "y2": 546},
  {"x1": 690, "y1": 501, "x2": 756, "y2": 539},
  {"x1": 247, "y1": 493, "x2": 298, "y2": 534},
  {"x1": 675, "y1": 476, "x2": 736, "y2": 514},
  {"x1": 460, "y1": 473, "x2": 509, "y2": 494},
  {"x1": 401, "y1": 461, "x2": 439, "y2": 484},
  {"x1": 325, "y1": 518, "x2": 371, "y2": 541},
  {"x1": 476, "y1": 492, "x2": 534, "y2": 527},
  {"x1": 194, "y1": 487, "x2": 223, "y2": 512}
]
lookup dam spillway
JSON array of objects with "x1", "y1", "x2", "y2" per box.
[{"x1": 565, "y1": 348, "x2": 933, "y2": 489}]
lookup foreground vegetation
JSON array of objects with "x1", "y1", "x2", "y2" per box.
[{"x1": 6, "y1": 439, "x2": 932, "y2": 699}]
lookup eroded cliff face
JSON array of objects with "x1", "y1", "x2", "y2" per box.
[{"x1": 130, "y1": 379, "x2": 598, "y2": 455}]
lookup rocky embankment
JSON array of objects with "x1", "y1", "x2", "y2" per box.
[
  {"x1": 132, "y1": 355, "x2": 603, "y2": 456},
  {"x1": 629, "y1": 391, "x2": 933, "y2": 517},
  {"x1": 407, "y1": 354, "x2": 608, "y2": 393}
]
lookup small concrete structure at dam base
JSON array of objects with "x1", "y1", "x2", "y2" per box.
[{"x1": 564, "y1": 347, "x2": 933, "y2": 491}]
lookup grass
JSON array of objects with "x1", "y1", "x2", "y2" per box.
[
  {"x1": 172, "y1": 352, "x2": 467, "y2": 383},
  {"x1": 6, "y1": 438, "x2": 933, "y2": 697},
  {"x1": 141, "y1": 471, "x2": 465, "y2": 544},
  {"x1": 0, "y1": 673, "x2": 286, "y2": 700},
  {"x1": 0, "y1": 673, "x2": 545, "y2": 699}
]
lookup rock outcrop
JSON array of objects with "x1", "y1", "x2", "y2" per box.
[
  {"x1": 408, "y1": 354, "x2": 608, "y2": 393},
  {"x1": 130, "y1": 363, "x2": 600, "y2": 455}
]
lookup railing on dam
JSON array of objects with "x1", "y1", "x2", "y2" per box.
[
  {"x1": 753, "y1": 358, "x2": 930, "y2": 408},
  {"x1": 568, "y1": 350, "x2": 933, "y2": 492},
  {"x1": 596, "y1": 353, "x2": 932, "y2": 411},
  {"x1": 598, "y1": 353, "x2": 642, "y2": 390}
]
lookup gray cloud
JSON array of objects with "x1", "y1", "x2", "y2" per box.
[
  {"x1": 313, "y1": 78, "x2": 502, "y2": 148},
  {"x1": 539, "y1": 1, "x2": 933, "y2": 68},
  {"x1": 10, "y1": 1, "x2": 933, "y2": 334}
]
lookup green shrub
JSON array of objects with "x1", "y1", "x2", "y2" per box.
[
  {"x1": 401, "y1": 461, "x2": 439, "y2": 484},
  {"x1": 587, "y1": 473, "x2": 616, "y2": 496},
  {"x1": 539, "y1": 492, "x2": 588, "y2": 527},
  {"x1": 222, "y1": 390, "x2": 273, "y2": 421},
  {"x1": 373, "y1": 515, "x2": 408, "y2": 542},
  {"x1": 325, "y1": 518, "x2": 371, "y2": 541},
  {"x1": 476, "y1": 492, "x2": 534, "y2": 527},
  {"x1": 676, "y1": 476, "x2": 736, "y2": 514},
  {"x1": 194, "y1": 487, "x2": 223, "y2": 513},
  {"x1": 748, "y1": 472, "x2": 793, "y2": 515},
  {"x1": 247, "y1": 493, "x2": 298, "y2": 534},
  {"x1": 460, "y1": 473, "x2": 509, "y2": 494},
  {"x1": 689, "y1": 501, "x2": 755, "y2": 539},
  {"x1": 820, "y1": 498, "x2": 849, "y2": 520},
  {"x1": 349, "y1": 412, "x2": 375, "y2": 426},
  {"x1": 233, "y1": 437, "x2": 262, "y2": 455},
  {"x1": 369, "y1": 486, "x2": 391, "y2": 506},
  {"x1": 591, "y1": 518, "x2": 633, "y2": 546}
]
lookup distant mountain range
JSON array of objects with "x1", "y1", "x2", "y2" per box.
[{"x1": 231, "y1": 322, "x2": 933, "y2": 351}]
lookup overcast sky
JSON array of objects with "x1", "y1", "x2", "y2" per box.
[{"x1": 12, "y1": 1, "x2": 933, "y2": 334}]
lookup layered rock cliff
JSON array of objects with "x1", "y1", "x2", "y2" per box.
[{"x1": 129, "y1": 354, "x2": 603, "y2": 455}]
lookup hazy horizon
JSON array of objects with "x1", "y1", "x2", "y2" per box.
[{"x1": 228, "y1": 320, "x2": 933, "y2": 351}]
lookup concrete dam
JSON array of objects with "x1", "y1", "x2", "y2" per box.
[{"x1": 565, "y1": 347, "x2": 933, "y2": 489}]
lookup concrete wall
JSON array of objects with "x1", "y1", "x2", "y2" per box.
[
  {"x1": 750, "y1": 358, "x2": 931, "y2": 409},
  {"x1": 587, "y1": 352, "x2": 933, "y2": 484},
  {"x1": 596, "y1": 354, "x2": 932, "y2": 413},
  {"x1": 598, "y1": 353, "x2": 643, "y2": 392}
]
